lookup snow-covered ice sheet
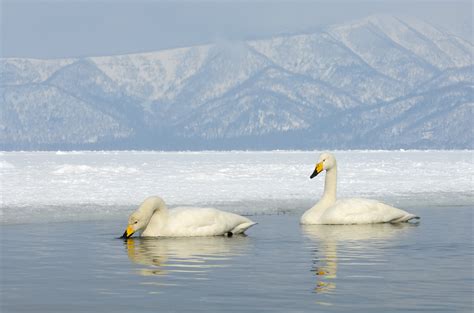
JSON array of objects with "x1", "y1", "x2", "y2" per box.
[{"x1": 1, "y1": 150, "x2": 472, "y2": 223}]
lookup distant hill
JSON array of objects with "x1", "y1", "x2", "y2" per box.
[{"x1": 1, "y1": 15, "x2": 473, "y2": 150}]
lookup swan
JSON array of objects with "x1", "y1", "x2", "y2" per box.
[
  {"x1": 300, "y1": 152, "x2": 419, "y2": 225},
  {"x1": 121, "y1": 196, "x2": 257, "y2": 238}
]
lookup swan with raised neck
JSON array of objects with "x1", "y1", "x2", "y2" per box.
[{"x1": 301, "y1": 152, "x2": 419, "y2": 225}]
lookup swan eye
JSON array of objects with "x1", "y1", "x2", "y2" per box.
[{"x1": 134, "y1": 221, "x2": 138, "y2": 224}]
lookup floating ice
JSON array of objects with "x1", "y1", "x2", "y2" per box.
[{"x1": 0, "y1": 150, "x2": 472, "y2": 224}]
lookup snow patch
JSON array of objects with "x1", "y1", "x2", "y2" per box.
[
  {"x1": 0, "y1": 160, "x2": 15, "y2": 169},
  {"x1": 52, "y1": 164, "x2": 139, "y2": 175}
]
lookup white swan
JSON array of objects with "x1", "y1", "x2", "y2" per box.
[
  {"x1": 301, "y1": 152, "x2": 419, "y2": 225},
  {"x1": 121, "y1": 196, "x2": 257, "y2": 238}
]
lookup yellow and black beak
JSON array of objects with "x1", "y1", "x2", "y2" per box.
[
  {"x1": 310, "y1": 162, "x2": 324, "y2": 179},
  {"x1": 120, "y1": 225, "x2": 135, "y2": 239}
]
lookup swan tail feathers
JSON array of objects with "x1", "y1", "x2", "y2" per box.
[{"x1": 231, "y1": 222, "x2": 257, "y2": 235}]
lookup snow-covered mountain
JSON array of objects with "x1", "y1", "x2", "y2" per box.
[{"x1": 1, "y1": 15, "x2": 472, "y2": 150}]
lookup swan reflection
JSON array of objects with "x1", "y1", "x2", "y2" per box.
[
  {"x1": 302, "y1": 223, "x2": 418, "y2": 294},
  {"x1": 124, "y1": 236, "x2": 249, "y2": 277}
]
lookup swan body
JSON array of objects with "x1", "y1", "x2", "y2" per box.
[
  {"x1": 122, "y1": 196, "x2": 257, "y2": 238},
  {"x1": 301, "y1": 152, "x2": 419, "y2": 225}
]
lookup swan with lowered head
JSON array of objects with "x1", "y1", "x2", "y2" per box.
[
  {"x1": 301, "y1": 152, "x2": 419, "y2": 225},
  {"x1": 121, "y1": 196, "x2": 257, "y2": 238}
]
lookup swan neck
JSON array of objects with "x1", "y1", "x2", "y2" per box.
[
  {"x1": 322, "y1": 167, "x2": 337, "y2": 202},
  {"x1": 141, "y1": 199, "x2": 168, "y2": 222}
]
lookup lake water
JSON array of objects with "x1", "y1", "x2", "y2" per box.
[
  {"x1": 1, "y1": 209, "x2": 473, "y2": 313},
  {"x1": 1, "y1": 151, "x2": 473, "y2": 312}
]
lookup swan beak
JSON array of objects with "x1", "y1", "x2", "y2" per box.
[
  {"x1": 121, "y1": 225, "x2": 135, "y2": 239},
  {"x1": 310, "y1": 162, "x2": 324, "y2": 179}
]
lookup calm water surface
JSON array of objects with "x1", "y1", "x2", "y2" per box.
[{"x1": 1, "y1": 207, "x2": 472, "y2": 313}]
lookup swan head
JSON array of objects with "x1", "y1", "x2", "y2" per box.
[
  {"x1": 121, "y1": 212, "x2": 147, "y2": 239},
  {"x1": 121, "y1": 196, "x2": 166, "y2": 239},
  {"x1": 310, "y1": 152, "x2": 336, "y2": 179}
]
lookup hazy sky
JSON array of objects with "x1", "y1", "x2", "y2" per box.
[{"x1": 1, "y1": 0, "x2": 472, "y2": 59}]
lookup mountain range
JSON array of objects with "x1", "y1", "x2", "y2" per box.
[{"x1": 1, "y1": 15, "x2": 473, "y2": 150}]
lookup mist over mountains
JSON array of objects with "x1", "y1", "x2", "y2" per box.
[{"x1": 1, "y1": 15, "x2": 473, "y2": 150}]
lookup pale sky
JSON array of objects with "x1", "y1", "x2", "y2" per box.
[{"x1": 1, "y1": 0, "x2": 472, "y2": 59}]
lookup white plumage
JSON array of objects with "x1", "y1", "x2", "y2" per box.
[
  {"x1": 122, "y1": 196, "x2": 256, "y2": 238},
  {"x1": 301, "y1": 152, "x2": 419, "y2": 225}
]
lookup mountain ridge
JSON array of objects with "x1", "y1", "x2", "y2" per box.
[{"x1": 1, "y1": 14, "x2": 472, "y2": 150}]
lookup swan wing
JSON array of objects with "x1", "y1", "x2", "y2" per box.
[
  {"x1": 320, "y1": 198, "x2": 416, "y2": 225},
  {"x1": 163, "y1": 207, "x2": 255, "y2": 237}
]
